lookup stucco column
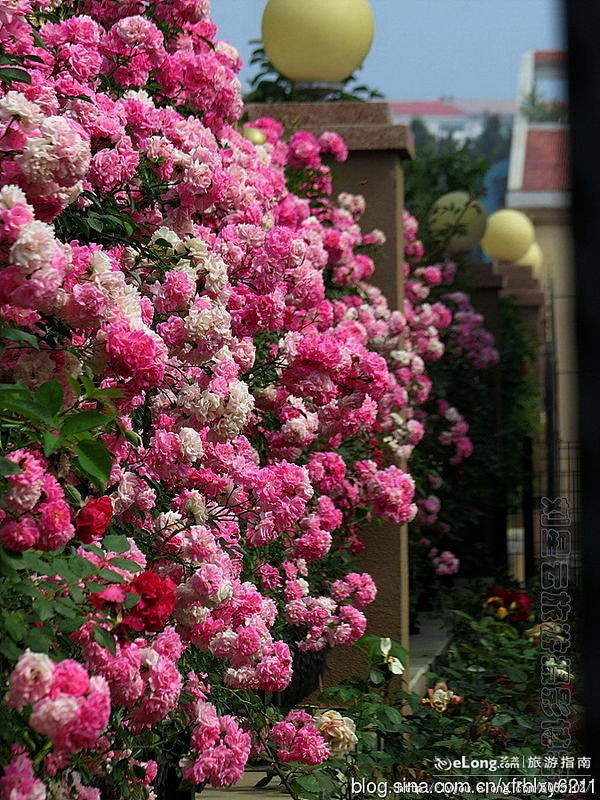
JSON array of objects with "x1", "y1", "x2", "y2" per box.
[{"x1": 245, "y1": 102, "x2": 414, "y2": 683}]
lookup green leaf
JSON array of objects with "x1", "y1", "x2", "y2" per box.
[
  {"x1": 93, "y1": 625, "x2": 116, "y2": 655},
  {"x1": 381, "y1": 705, "x2": 404, "y2": 726},
  {"x1": 88, "y1": 216, "x2": 104, "y2": 232},
  {"x1": 68, "y1": 555, "x2": 98, "y2": 578},
  {"x1": 20, "y1": 551, "x2": 50, "y2": 573},
  {"x1": 74, "y1": 439, "x2": 112, "y2": 489},
  {"x1": 34, "y1": 599, "x2": 55, "y2": 622},
  {"x1": 26, "y1": 627, "x2": 52, "y2": 652},
  {"x1": 293, "y1": 775, "x2": 321, "y2": 794},
  {"x1": 97, "y1": 568, "x2": 125, "y2": 583},
  {"x1": 3, "y1": 612, "x2": 25, "y2": 641},
  {"x1": 0, "y1": 456, "x2": 21, "y2": 476},
  {"x1": 54, "y1": 597, "x2": 77, "y2": 618},
  {"x1": 0, "y1": 382, "x2": 30, "y2": 396},
  {"x1": 123, "y1": 592, "x2": 140, "y2": 608},
  {"x1": 0, "y1": 396, "x2": 54, "y2": 424},
  {"x1": 35, "y1": 380, "x2": 63, "y2": 417},
  {"x1": 369, "y1": 669, "x2": 385, "y2": 685},
  {"x1": 0, "y1": 67, "x2": 32, "y2": 85},
  {"x1": 82, "y1": 543, "x2": 105, "y2": 557},
  {"x1": 58, "y1": 617, "x2": 84, "y2": 634},
  {"x1": 65, "y1": 483, "x2": 83, "y2": 505},
  {"x1": 69, "y1": 583, "x2": 83, "y2": 603},
  {"x1": 108, "y1": 557, "x2": 141, "y2": 572},
  {"x1": 52, "y1": 563, "x2": 78, "y2": 584},
  {"x1": 0, "y1": 638, "x2": 22, "y2": 660},
  {"x1": 85, "y1": 581, "x2": 107, "y2": 593},
  {"x1": 102, "y1": 534, "x2": 130, "y2": 554},
  {"x1": 62, "y1": 410, "x2": 111, "y2": 436},
  {"x1": 43, "y1": 431, "x2": 63, "y2": 457},
  {"x1": 0, "y1": 551, "x2": 27, "y2": 569},
  {"x1": 0, "y1": 328, "x2": 39, "y2": 348},
  {"x1": 93, "y1": 387, "x2": 125, "y2": 400}
]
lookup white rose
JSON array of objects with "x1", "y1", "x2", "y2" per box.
[{"x1": 313, "y1": 710, "x2": 358, "y2": 757}]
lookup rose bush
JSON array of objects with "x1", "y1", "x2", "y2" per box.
[{"x1": 0, "y1": 0, "x2": 501, "y2": 795}]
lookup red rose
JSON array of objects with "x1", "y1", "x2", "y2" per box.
[
  {"x1": 76, "y1": 497, "x2": 113, "y2": 543},
  {"x1": 485, "y1": 587, "x2": 512, "y2": 605},
  {"x1": 484, "y1": 587, "x2": 533, "y2": 623},
  {"x1": 510, "y1": 591, "x2": 533, "y2": 622},
  {"x1": 122, "y1": 570, "x2": 176, "y2": 633}
]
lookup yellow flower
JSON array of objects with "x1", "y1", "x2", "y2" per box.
[{"x1": 420, "y1": 682, "x2": 463, "y2": 713}]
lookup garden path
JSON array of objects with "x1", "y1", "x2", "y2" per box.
[{"x1": 201, "y1": 772, "x2": 289, "y2": 798}]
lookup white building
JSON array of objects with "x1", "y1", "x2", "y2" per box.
[{"x1": 390, "y1": 98, "x2": 516, "y2": 145}]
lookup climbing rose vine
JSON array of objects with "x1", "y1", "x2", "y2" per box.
[{"x1": 0, "y1": 0, "x2": 498, "y2": 795}]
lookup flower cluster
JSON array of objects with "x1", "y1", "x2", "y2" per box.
[
  {"x1": 443, "y1": 291, "x2": 500, "y2": 369},
  {"x1": 484, "y1": 587, "x2": 534, "y2": 623},
  {"x1": 0, "y1": 447, "x2": 73, "y2": 551},
  {"x1": 5, "y1": 651, "x2": 110, "y2": 755},
  {"x1": 270, "y1": 711, "x2": 330, "y2": 765},
  {"x1": 0, "y1": 0, "x2": 413, "y2": 789},
  {"x1": 427, "y1": 548, "x2": 460, "y2": 576},
  {"x1": 394, "y1": 212, "x2": 501, "y2": 584},
  {"x1": 181, "y1": 698, "x2": 251, "y2": 787}
]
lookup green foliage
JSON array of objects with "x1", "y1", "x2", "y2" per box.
[
  {"x1": 520, "y1": 88, "x2": 568, "y2": 124},
  {"x1": 244, "y1": 42, "x2": 383, "y2": 104},
  {"x1": 405, "y1": 114, "x2": 511, "y2": 251},
  {"x1": 0, "y1": 51, "x2": 44, "y2": 87},
  {"x1": 403, "y1": 137, "x2": 539, "y2": 582},
  {"x1": 271, "y1": 595, "x2": 553, "y2": 800},
  {"x1": 466, "y1": 114, "x2": 512, "y2": 163},
  {"x1": 0, "y1": 375, "x2": 117, "y2": 490},
  {"x1": 498, "y1": 297, "x2": 540, "y2": 509},
  {"x1": 404, "y1": 147, "x2": 489, "y2": 252}
]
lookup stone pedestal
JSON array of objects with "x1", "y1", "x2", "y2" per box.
[
  {"x1": 245, "y1": 102, "x2": 413, "y2": 311},
  {"x1": 244, "y1": 102, "x2": 414, "y2": 684}
]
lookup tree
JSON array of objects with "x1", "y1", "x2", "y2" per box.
[
  {"x1": 465, "y1": 114, "x2": 511, "y2": 163},
  {"x1": 410, "y1": 117, "x2": 438, "y2": 151}
]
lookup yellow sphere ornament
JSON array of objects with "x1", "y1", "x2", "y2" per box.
[
  {"x1": 242, "y1": 127, "x2": 267, "y2": 146},
  {"x1": 428, "y1": 191, "x2": 487, "y2": 253},
  {"x1": 481, "y1": 209, "x2": 535, "y2": 262},
  {"x1": 515, "y1": 241, "x2": 543, "y2": 271},
  {"x1": 261, "y1": 0, "x2": 375, "y2": 83}
]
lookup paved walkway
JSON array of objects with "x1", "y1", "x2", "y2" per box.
[
  {"x1": 201, "y1": 771, "x2": 289, "y2": 799},
  {"x1": 407, "y1": 614, "x2": 450, "y2": 696}
]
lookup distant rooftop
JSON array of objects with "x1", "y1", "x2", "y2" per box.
[
  {"x1": 532, "y1": 50, "x2": 567, "y2": 81},
  {"x1": 390, "y1": 100, "x2": 465, "y2": 117},
  {"x1": 534, "y1": 50, "x2": 566, "y2": 65},
  {"x1": 390, "y1": 98, "x2": 516, "y2": 118}
]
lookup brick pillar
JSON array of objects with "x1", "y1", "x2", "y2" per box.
[{"x1": 245, "y1": 102, "x2": 414, "y2": 681}]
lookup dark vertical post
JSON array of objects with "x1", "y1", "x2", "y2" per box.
[
  {"x1": 545, "y1": 336, "x2": 558, "y2": 500},
  {"x1": 522, "y1": 435, "x2": 535, "y2": 580},
  {"x1": 565, "y1": 0, "x2": 600, "y2": 782}
]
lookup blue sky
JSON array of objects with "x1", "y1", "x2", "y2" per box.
[{"x1": 211, "y1": 0, "x2": 564, "y2": 100}]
